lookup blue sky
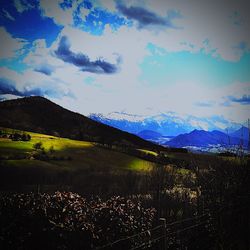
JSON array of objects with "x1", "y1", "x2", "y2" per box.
[{"x1": 0, "y1": 0, "x2": 249, "y2": 125}]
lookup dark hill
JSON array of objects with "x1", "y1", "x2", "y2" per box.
[{"x1": 0, "y1": 96, "x2": 162, "y2": 150}]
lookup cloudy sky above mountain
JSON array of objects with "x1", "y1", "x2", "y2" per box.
[{"x1": 0, "y1": 0, "x2": 249, "y2": 124}]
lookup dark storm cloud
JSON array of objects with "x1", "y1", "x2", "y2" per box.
[
  {"x1": 55, "y1": 36, "x2": 120, "y2": 74},
  {"x1": 116, "y1": 3, "x2": 179, "y2": 29},
  {"x1": 230, "y1": 95, "x2": 250, "y2": 105},
  {"x1": 34, "y1": 64, "x2": 54, "y2": 76}
]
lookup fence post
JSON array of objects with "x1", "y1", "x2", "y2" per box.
[
  {"x1": 37, "y1": 184, "x2": 40, "y2": 194},
  {"x1": 159, "y1": 218, "x2": 167, "y2": 250}
]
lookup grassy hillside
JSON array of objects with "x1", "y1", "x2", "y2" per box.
[
  {"x1": 0, "y1": 127, "x2": 160, "y2": 194},
  {"x1": 0, "y1": 127, "x2": 155, "y2": 171}
]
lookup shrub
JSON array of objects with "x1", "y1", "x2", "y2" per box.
[
  {"x1": 0, "y1": 192, "x2": 156, "y2": 250},
  {"x1": 21, "y1": 133, "x2": 31, "y2": 141},
  {"x1": 33, "y1": 142, "x2": 43, "y2": 150},
  {"x1": 11, "y1": 132, "x2": 22, "y2": 141},
  {"x1": 49, "y1": 146, "x2": 55, "y2": 154}
]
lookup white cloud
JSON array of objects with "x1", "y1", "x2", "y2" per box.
[
  {"x1": 38, "y1": 0, "x2": 250, "y2": 61},
  {"x1": 2, "y1": 9, "x2": 15, "y2": 21},
  {"x1": 0, "y1": 27, "x2": 27, "y2": 59},
  {"x1": 0, "y1": 67, "x2": 47, "y2": 90},
  {"x1": 88, "y1": 0, "x2": 250, "y2": 61},
  {"x1": 94, "y1": 0, "x2": 117, "y2": 12},
  {"x1": 79, "y1": 7, "x2": 91, "y2": 22},
  {"x1": 24, "y1": 39, "x2": 64, "y2": 68},
  {"x1": 39, "y1": 0, "x2": 92, "y2": 27},
  {"x1": 0, "y1": 66, "x2": 72, "y2": 99},
  {"x1": 145, "y1": 0, "x2": 250, "y2": 61},
  {"x1": 39, "y1": 0, "x2": 76, "y2": 26},
  {"x1": 0, "y1": 94, "x2": 23, "y2": 101},
  {"x1": 14, "y1": 0, "x2": 34, "y2": 13}
]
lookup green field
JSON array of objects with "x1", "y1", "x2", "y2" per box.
[{"x1": 0, "y1": 128, "x2": 156, "y2": 172}]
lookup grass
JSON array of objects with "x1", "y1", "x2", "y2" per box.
[
  {"x1": 137, "y1": 149, "x2": 158, "y2": 157},
  {"x1": 0, "y1": 132, "x2": 92, "y2": 152},
  {"x1": 127, "y1": 158, "x2": 154, "y2": 171},
  {"x1": 0, "y1": 127, "x2": 156, "y2": 172}
]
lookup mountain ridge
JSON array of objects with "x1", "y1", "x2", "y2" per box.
[
  {"x1": 89, "y1": 112, "x2": 241, "y2": 136},
  {"x1": 165, "y1": 129, "x2": 248, "y2": 148}
]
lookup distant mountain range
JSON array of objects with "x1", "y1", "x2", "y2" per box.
[
  {"x1": 0, "y1": 96, "x2": 163, "y2": 150},
  {"x1": 165, "y1": 128, "x2": 249, "y2": 149},
  {"x1": 90, "y1": 112, "x2": 249, "y2": 151},
  {"x1": 89, "y1": 112, "x2": 241, "y2": 136}
]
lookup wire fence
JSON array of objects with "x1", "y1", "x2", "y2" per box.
[
  {"x1": 95, "y1": 212, "x2": 212, "y2": 250},
  {"x1": 95, "y1": 203, "x2": 249, "y2": 250}
]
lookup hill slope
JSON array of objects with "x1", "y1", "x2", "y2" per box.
[{"x1": 0, "y1": 97, "x2": 162, "y2": 150}]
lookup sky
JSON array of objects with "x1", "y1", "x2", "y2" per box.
[{"x1": 0, "y1": 0, "x2": 250, "y2": 124}]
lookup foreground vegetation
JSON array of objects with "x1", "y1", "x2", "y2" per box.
[{"x1": 0, "y1": 192, "x2": 156, "y2": 250}]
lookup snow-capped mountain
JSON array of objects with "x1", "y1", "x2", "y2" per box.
[{"x1": 89, "y1": 112, "x2": 241, "y2": 136}]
